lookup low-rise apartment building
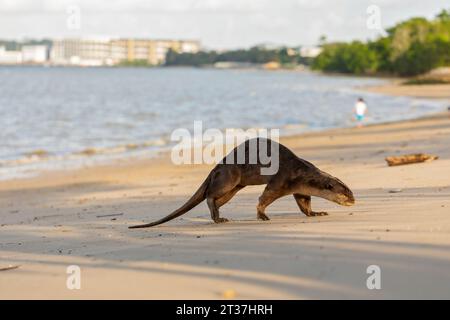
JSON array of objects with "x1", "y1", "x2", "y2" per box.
[{"x1": 51, "y1": 38, "x2": 201, "y2": 66}]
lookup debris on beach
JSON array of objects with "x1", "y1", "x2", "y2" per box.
[
  {"x1": 0, "y1": 265, "x2": 20, "y2": 272},
  {"x1": 96, "y1": 213, "x2": 124, "y2": 218},
  {"x1": 385, "y1": 153, "x2": 438, "y2": 166},
  {"x1": 222, "y1": 289, "x2": 236, "y2": 299},
  {"x1": 389, "y1": 188, "x2": 403, "y2": 193}
]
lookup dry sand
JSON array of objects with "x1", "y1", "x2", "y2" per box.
[
  {"x1": 1, "y1": 91, "x2": 450, "y2": 299},
  {"x1": 362, "y1": 81, "x2": 450, "y2": 99}
]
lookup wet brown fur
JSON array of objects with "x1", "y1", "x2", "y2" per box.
[{"x1": 129, "y1": 138, "x2": 354, "y2": 228}]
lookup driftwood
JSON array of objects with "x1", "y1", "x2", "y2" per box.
[
  {"x1": 96, "y1": 213, "x2": 124, "y2": 218},
  {"x1": 385, "y1": 153, "x2": 438, "y2": 166},
  {"x1": 0, "y1": 265, "x2": 20, "y2": 272}
]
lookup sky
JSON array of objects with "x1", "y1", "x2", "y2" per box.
[{"x1": 0, "y1": 0, "x2": 448, "y2": 49}]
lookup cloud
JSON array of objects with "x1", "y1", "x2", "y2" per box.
[{"x1": 0, "y1": 0, "x2": 448, "y2": 48}]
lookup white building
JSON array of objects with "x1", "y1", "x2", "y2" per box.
[
  {"x1": 50, "y1": 38, "x2": 112, "y2": 66},
  {"x1": 181, "y1": 41, "x2": 200, "y2": 54},
  {"x1": 50, "y1": 38, "x2": 201, "y2": 66},
  {"x1": 22, "y1": 45, "x2": 48, "y2": 63},
  {"x1": 300, "y1": 46, "x2": 323, "y2": 58},
  {"x1": 0, "y1": 46, "x2": 22, "y2": 64}
]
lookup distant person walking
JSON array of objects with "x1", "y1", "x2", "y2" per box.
[{"x1": 354, "y1": 98, "x2": 367, "y2": 128}]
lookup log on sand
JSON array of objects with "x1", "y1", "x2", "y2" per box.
[{"x1": 385, "y1": 153, "x2": 438, "y2": 166}]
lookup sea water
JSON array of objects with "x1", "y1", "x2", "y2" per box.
[{"x1": 0, "y1": 66, "x2": 445, "y2": 179}]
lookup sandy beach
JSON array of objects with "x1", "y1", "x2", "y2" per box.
[
  {"x1": 1, "y1": 94, "x2": 450, "y2": 299},
  {"x1": 362, "y1": 81, "x2": 450, "y2": 99}
]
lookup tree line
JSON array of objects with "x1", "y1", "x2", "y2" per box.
[
  {"x1": 165, "y1": 46, "x2": 311, "y2": 67},
  {"x1": 312, "y1": 9, "x2": 450, "y2": 76},
  {"x1": 165, "y1": 9, "x2": 449, "y2": 77}
]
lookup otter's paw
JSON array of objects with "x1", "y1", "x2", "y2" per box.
[
  {"x1": 214, "y1": 217, "x2": 229, "y2": 223},
  {"x1": 257, "y1": 213, "x2": 270, "y2": 221},
  {"x1": 310, "y1": 211, "x2": 328, "y2": 216}
]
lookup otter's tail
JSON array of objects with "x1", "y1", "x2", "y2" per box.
[{"x1": 128, "y1": 175, "x2": 210, "y2": 229}]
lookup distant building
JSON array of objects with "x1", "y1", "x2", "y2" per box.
[
  {"x1": 299, "y1": 46, "x2": 322, "y2": 58},
  {"x1": 180, "y1": 41, "x2": 200, "y2": 54},
  {"x1": 286, "y1": 48, "x2": 298, "y2": 56},
  {"x1": 51, "y1": 38, "x2": 201, "y2": 66},
  {"x1": 51, "y1": 38, "x2": 112, "y2": 66},
  {"x1": 22, "y1": 45, "x2": 48, "y2": 64},
  {"x1": 110, "y1": 39, "x2": 128, "y2": 63},
  {"x1": 0, "y1": 46, "x2": 22, "y2": 64},
  {"x1": 111, "y1": 39, "x2": 200, "y2": 65}
]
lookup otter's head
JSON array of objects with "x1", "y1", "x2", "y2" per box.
[{"x1": 304, "y1": 171, "x2": 355, "y2": 206}]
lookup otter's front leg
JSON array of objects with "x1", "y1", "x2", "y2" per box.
[
  {"x1": 256, "y1": 188, "x2": 282, "y2": 221},
  {"x1": 293, "y1": 194, "x2": 328, "y2": 216}
]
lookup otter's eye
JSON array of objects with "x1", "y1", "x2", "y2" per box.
[{"x1": 326, "y1": 183, "x2": 333, "y2": 190}]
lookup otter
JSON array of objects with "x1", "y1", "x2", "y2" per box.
[{"x1": 129, "y1": 138, "x2": 354, "y2": 228}]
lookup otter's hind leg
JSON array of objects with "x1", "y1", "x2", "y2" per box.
[
  {"x1": 293, "y1": 194, "x2": 328, "y2": 216},
  {"x1": 206, "y1": 168, "x2": 240, "y2": 223},
  {"x1": 216, "y1": 185, "x2": 244, "y2": 208},
  {"x1": 207, "y1": 198, "x2": 228, "y2": 223}
]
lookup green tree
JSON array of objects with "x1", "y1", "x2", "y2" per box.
[
  {"x1": 393, "y1": 38, "x2": 450, "y2": 76},
  {"x1": 312, "y1": 9, "x2": 450, "y2": 76},
  {"x1": 312, "y1": 41, "x2": 378, "y2": 74}
]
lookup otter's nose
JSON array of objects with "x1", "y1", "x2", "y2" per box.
[{"x1": 345, "y1": 194, "x2": 355, "y2": 206}]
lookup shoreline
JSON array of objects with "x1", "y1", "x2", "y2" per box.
[
  {"x1": 2, "y1": 108, "x2": 450, "y2": 298},
  {"x1": 359, "y1": 79, "x2": 450, "y2": 100},
  {"x1": 1, "y1": 67, "x2": 448, "y2": 183},
  {"x1": 2, "y1": 86, "x2": 448, "y2": 183},
  {"x1": 1, "y1": 108, "x2": 446, "y2": 184}
]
